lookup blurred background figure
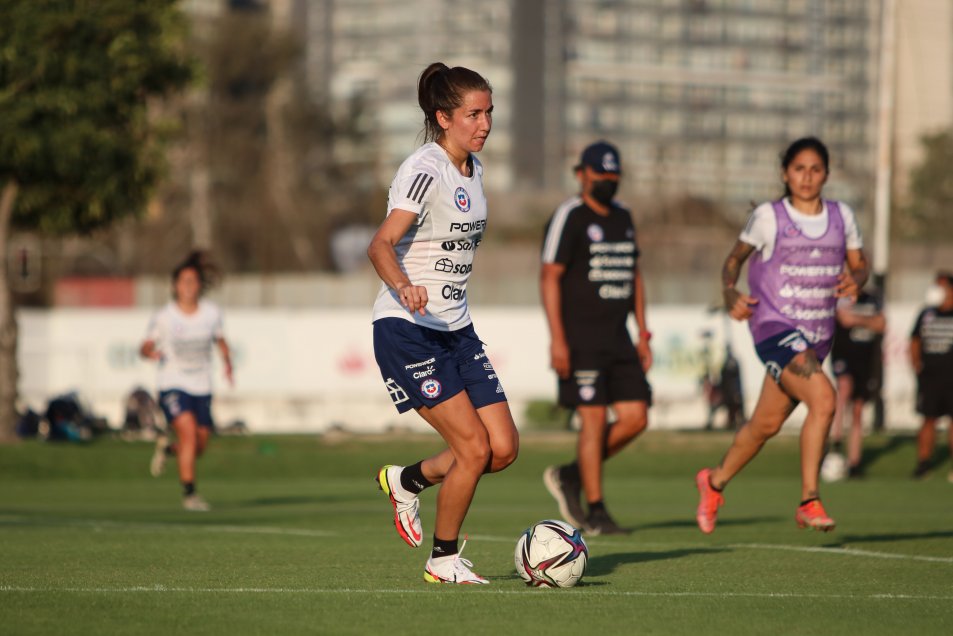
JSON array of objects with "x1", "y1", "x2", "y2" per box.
[
  {"x1": 909, "y1": 271, "x2": 953, "y2": 481},
  {"x1": 140, "y1": 251, "x2": 234, "y2": 511},
  {"x1": 700, "y1": 311, "x2": 745, "y2": 432},
  {"x1": 828, "y1": 286, "x2": 886, "y2": 479},
  {"x1": 540, "y1": 140, "x2": 652, "y2": 536}
]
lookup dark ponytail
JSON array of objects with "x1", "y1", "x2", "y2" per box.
[
  {"x1": 417, "y1": 62, "x2": 492, "y2": 143},
  {"x1": 171, "y1": 250, "x2": 220, "y2": 297},
  {"x1": 780, "y1": 136, "x2": 830, "y2": 198}
]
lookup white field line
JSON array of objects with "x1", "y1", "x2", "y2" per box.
[
  {"x1": 3, "y1": 516, "x2": 951, "y2": 565},
  {"x1": 479, "y1": 534, "x2": 953, "y2": 565},
  {"x1": 731, "y1": 543, "x2": 953, "y2": 565},
  {"x1": 0, "y1": 584, "x2": 952, "y2": 601}
]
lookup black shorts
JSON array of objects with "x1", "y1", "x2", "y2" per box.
[
  {"x1": 832, "y1": 354, "x2": 877, "y2": 401},
  {"x1": 916, "y1": 378, "x2": 953, "y2": 419},
  {"x1": 558, "y1": 345, "x2": 651, "y2": 408}
]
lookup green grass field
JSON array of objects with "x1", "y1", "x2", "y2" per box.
[{"x1": 1, "y1": 430, "x2": 952, "y2": 635}]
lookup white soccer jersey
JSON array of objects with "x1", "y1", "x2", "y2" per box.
[
  {"x1": 372, "y1": 142, "x2": 488, "y2": 331},
  {"x1": 740, "y1": 198, "x2": 863, "y2": 260},
  {"x1": 144, "y1": 299, "x2": 224, "y2": 395}
]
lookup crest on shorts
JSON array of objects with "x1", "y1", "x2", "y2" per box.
[
  {"x1": 454, "y1": 187, "x2": 471, "y2": 213},
  {"x1": 420, "y1": 378, "x2": 443, "y2": 399},
  {"x1": 579, "y1": 385, "x2": 596, "y2": 402}
]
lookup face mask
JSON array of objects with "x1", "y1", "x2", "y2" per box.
[
  {"x1": 589, "y1": 180, "x2": 618, "y2": 207},
  {"x1": 925, "y1": 284, "x2": 947, "y2": 306}
]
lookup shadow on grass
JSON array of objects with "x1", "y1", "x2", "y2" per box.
[
  {"x1": 824, "y1": 529, "x2": 953, "y2": 547},
  {"x1": 586, "y1": 547, "x2": 729, "y2": 577},
  {"x1": 632, "y1": 516, "x2": 782, "y2": 532},
  {"x1": 858, "y1": 434, "x2": 916, "y2": 473}
]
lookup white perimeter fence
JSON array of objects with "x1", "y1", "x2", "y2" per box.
[{"x1": 16, "y1": 305, "x2": 926, "y2": 434}]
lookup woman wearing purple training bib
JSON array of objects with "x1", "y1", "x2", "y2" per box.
[{"x1": 694, "y1": 137, "x2": 869, "y2": 535}]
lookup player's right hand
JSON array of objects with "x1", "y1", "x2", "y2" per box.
[
  {"x1": 396, "y1": 284, "x2": 428, "y2": 316},
  {"x1": 724, "y1": 288, "x2": 758, "y2": 321},
  {"x1": 550, "y1": 339, "x2": 570, "y2": 379}
]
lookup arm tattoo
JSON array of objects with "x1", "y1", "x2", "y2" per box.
[
  {"x1": 722, "y1": 241, "x2": 755, "y2": 288},
  {"x1": 722, "y1": 241, "x2": 754, "y2": 308}
]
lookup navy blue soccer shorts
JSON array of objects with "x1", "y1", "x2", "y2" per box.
[
  {"x1": 158, "y1": 390, "x2": 214, "y2": 429},
  {"x1": 755, "y1": 329, "x2": 828, "y2": 383},
  {"x1": 373, "y1": 318, "x2": 508, "y2": 414}
]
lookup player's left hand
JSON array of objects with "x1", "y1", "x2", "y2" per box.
[
  {"x1": 637, "y1": 339, "x2": 653, "y2": 372},
  {"x1": 835, "y1": 271, "x2": 859, "y2": 301}
]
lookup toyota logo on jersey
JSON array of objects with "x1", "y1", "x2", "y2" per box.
[{"x1": 454, "y1": 187, "x2": 471, "y2": 213}]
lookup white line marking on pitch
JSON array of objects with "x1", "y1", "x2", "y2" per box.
[
  {"x1": 732, "y1": 543, "x2": 953, "y2": 564},
  {"x1": 1, "y1": 585, "x2": 951, "y2": 601},
  {"x1": 475, "y1": 534, "x2": 953, "y2": 565}
]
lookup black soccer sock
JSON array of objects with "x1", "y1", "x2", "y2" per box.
[
  {"x1": 587, "y1": 500, "x2": 606, "y2": 514},
  {"x1": 799, "y1": 497, "x2": 819, "y2": 507},
  {"x1": 182, "y1": 481, "x2": 196, "y2": 497},
  {"x1": 561, "y1": 461, "x2": 580, "y2": 481},
  {"x1": 708, "y1": 475, "x2": 724, "y2": 492},
  {"x1": 431, "y1": 535, "x2": 458, "y2": 560},
  {"x1": 400, "y1": 461, "x2": 432, "y2": 495}
]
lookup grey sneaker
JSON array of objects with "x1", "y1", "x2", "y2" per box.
[
  {"x1": 150, "y1": 435, "x2": 168, "y2": 477},
  {"x1": 584, "y1": 507, "x2": 628, "y2": 536},
  {"x1": 183, "y1": 494, "x2": 211, "y2": 512},
  {"x1": 543, "y1": 464, "x2": 585, "y2": 528}
]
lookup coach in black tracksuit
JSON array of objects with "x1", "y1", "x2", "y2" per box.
[{"x1": 540, "y1": 140, "x2": 652, "y2": 536}]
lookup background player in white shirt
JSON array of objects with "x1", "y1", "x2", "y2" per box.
[
  {"x1": 141, "y1": 251, "x2": 233, "y2": 511},
  {"x1": 368, "y1": 62, "x2": 518, "y2": 585}
]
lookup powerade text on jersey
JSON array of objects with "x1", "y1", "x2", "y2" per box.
[{"x1": 372, "y1": 143, "x2": 488, "y2": 332}]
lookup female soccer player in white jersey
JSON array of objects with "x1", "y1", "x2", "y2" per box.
[
  {"x1": 141, "y1": 251, "x2": 233, "y2": 512},
  {"x1": 368, "y1": 62, "x2": 518, "y2": 585}
]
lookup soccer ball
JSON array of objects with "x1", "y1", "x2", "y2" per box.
[
  {"x1": 514, "y1": 519, "x2": 588, "y2": 588},
  {"x1": 820, "y1": 451, "x2": 847, "y2": 483}
]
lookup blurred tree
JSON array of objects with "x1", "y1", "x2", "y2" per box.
[
  {"x1": 902, "y1": 130, "x2": 953, "y2": 241},
  {"x1": 0, "y1": 0, "x2": 192, "y2": 442}
]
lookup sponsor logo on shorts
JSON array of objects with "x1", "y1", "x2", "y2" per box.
[
  {"x1": 412, "y1": 366, "x2": 435, "y2": 379},
  {"x1": 779, "y1": 332, "x2": 808, "y2": 353},
  {"x1": 483, "y1": 362, "x2": 493, "y2": 371},
  {"x1": 162, "y1": 393, "x2": 182, "y2": 417},
  {"x1": 473, "y1": 352, "x2": 486, "y2": 361},
  {"x1": 587, "y1": 224, "x2": 604, "y2": 242},
  {"x1": 579, "y1": 385, "x2": 596, "y2": 401},
  {"x1": 766, "y1": 362, "x2": 783, "y2": 383},
  {"x1": 385, "y1": 378, "x2": 409, "y2": 405},
  {"x1": 454, "y1": 187, "x2": 471, "y2": 213},
  {"x1": 404, "y1": 357, "x2": 436, "y2": 370},
  {"x1": 420, "y1": 378, "x2": 442, "y2": 399}
]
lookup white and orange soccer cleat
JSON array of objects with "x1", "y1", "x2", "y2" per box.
[{"x1": 376, "y1": 465, "x2": 423, "y2": 548}]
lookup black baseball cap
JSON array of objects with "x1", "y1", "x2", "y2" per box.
[{"x1": 575, "y1": 141, "x2": 621, "y2": 175}]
